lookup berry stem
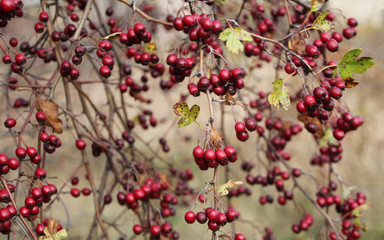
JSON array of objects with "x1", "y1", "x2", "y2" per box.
[
  {"x1": 118, "y1": 0, "x2": 173, "y2": 26},
  {"x1": 0, "y1": 176, "x2": 38, "y2": 240}
]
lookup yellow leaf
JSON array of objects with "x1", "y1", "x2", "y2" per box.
[
  {"x1": 268, "y1": 78, "x2": 290, "y2": 111},
  {"x1": 217, "y1": 180, "x2": 243, "y2": 196},
  {"x1": 172, "y1": 102, "x2": 200, "y2": 128},
  {"x1": 102, "y1": 32, "x2": 123, "y2": 40},
  {"x1": 313, "y1": 11, "x2": 334, "y2": 32},
  {"x1": 144, "y1": 43, "x2": 157, "y2": 54}
]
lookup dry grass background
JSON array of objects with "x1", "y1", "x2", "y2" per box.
[{"x1": 0, "y1": 1, "x2": 383, "y2": 239}]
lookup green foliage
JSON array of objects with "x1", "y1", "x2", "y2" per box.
[
  {"x1": 268, "y1": 78, "x2": 290, "y2": 111},
  {"x1": 39, "y1": 229, "x2": 67, "y2": 240},
  {"x1": 342, "y1": 186, "x2": 356, "y2": 201},
  {"x1": 173, "y1": 102, "x2": 200, "y2": 127},
  {"x1": 319, "y1": 127, "x2": 339, "y2": 147},
  {"x1": 313, "y1": 11, "x2": 333, "y2": 32},
  {"x1": 307, "y1": 0, "x2": 325, "y2": 12},
  {"x1": 338, "y1": 49, "x2": 375, "y2": 80},
  {"x1": 219, "y1": 27, "x2": 252, "y2": 54},
  {"x1": 352, "y1": 203, "x2": 371, "y2": 229},
  {"x1": 217, "y1": 180, "x2": 243, "y2": 196},
  {"x1": 216, "y1": 0, "x2": 226, "y2": 6}
]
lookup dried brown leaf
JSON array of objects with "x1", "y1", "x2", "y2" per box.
[
  {"x1": 37, "y1": 100, "x2": 63, "y2": 133},
  {"x1": 157, "y1": 173, "x2": 174, "y2": 191},
  {"x1": 297, "y1": 115, "x2": 324, "y2": 138},
  {"x1": 209, "y1": 128, "x2": 223, "y2": 149}
]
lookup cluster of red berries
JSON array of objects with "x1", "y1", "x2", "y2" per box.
[
  {"x1": 234, "y1": 118, "x2": 257, "y2": 142},
  {"x1": 60, "y1": 59, "x2": 80, "y2": 81},
  {"x1": 184, "y1": 207, "x2": 245, "y2": 239},
  {"x1": 297, "y1": 81, "x2": 344, "y2": 118},
  {"x1": 173, "y1": 14, "x2": 223, "y2": 43},
  {"x1": 132, "y1": 221, "x2": 179, "y2": 239},
  {"x1": 40, "y1": 132, "x2": 61, "y2": 154},
  {"x1": 246, "y1": 166, "x2": 297, "y2": 205},
  {"x1": 316, "y1": 185, "x2": 341, "y2": 208},
  {"x1": 126, "y1": 47, "x2": 159, "y2": 66},
  {"x1": 0, "y1": 0, "x2": 23, "y2": 28},
  {"x1": 189, "y1": 68, "x2": 246, "y2": 98},
  {"x1": 227, "y1": 185, "x2": 251, "y2": 198},
  {"x1": 35, "y1": 219, "x2": 62, "y2": 236},
  {"x1": 2, "y1": 52, "x2": 27, "y2": 74},
  {"x1": 265, "y1": 121, "x2": 303, "y2": 161},
  {"x1": 311, "y1": 144, "x2": 343, "y2": 165},
  {"x1": 166, "y1": 53, "x2": 196, "y2": 83},
  {"x1": 332, "y1": 112, "x2": 364, "y2": 140},
  {"x1": 291, "y1": 213, "x2": 313, "y2": 234},
  {"x1": 69, "y1": 176, "x2": 91, "y2": 198},
  {"x1": 119, "y1": 22, "x2": 152, "y2": 47},
  {"x1": 192, "y1": 146, "x2": 238, "y2": 170}
]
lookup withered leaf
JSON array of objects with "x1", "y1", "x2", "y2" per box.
[
  {"x1": 37, "y1": 100, "x2": 63, "y2": 133},
  {"x1": 157, "y1": 173, "x2": 174, "y2": 191},
  {"x1": 222, "y1": 92, "x2": 246, "y2": 106},
  {"x1": 209, "y1": 128, "x2": 223, "y2": 149},
  {"x1": 343, "y1": 77, "x2": 359, "y2": 88},
  {"x1": 297, "y1": 115, "x2": 324, "y2": 138},
  {"x1": 132, "y1": 92, "x2": 148, "y2": 103}
]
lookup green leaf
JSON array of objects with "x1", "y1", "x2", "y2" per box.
[
  {"x1": 53, "y1": 229, "x2": 68, "y2": 240},
  {"x1": 217, "y1": 180, "x2": 243, "y2": 196},
  {"x1": 342, "y1": 186, "x2": 356, "y2": 200},
  {"x1": 173, "y1": 102, "x2": 200, "y2": 128},
  {"x1": 310, "y1": 0, "x2": 325, "y2": 12},
  {"x1": 352, "y1": 203, "x2": 371, "y2": 229},
  {"x1": 319, "y1": 127, "x2": 339, "y2": 147},
  {"x1": 312, "y1": 11, "x2": 334, "y2": 32},
  {"x1": 267, "y1": 78, "x2": 290, "y2": 111},
  {"x1": 216, "y1": 0, "x2": 226, "y2": 6},
  {"x1": 39, "y1": 228, "x2": 68, "y2": 240},
  {"x1": 219, "y1": 27, "x2": 252, "y2": 54},
  {"x1": 338, "y1": 49, "x2": 375, "y2": 79}
]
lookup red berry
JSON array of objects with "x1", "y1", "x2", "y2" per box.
[
  {"x1": 333, "y1": 129, "x2": 345, "y2": 140},
  {"x1": 70, "y1": 188, "x2": 80, "y2": 197},
  {"x1": 99, "y1": 65, "x2": 111, "y2": 78},
  {"x1": 35, "y1": 168, "x2": 47, "y2": 179},
  {"x1": 150, "y1": 225, "x2": 161, "y2": 236},
  {"x1": 224, "y1": 146, "x2": 237, "y2": 162},
  {"x1": 134, "y1": 23, "x2": 146, "y2": 35},
  {"x1": 235, "y1": 122, "x2": 246, "y2": 133},
  {"x1": 4, "y1": 118, "x2": 16, "y2": 128},
  {"x1": 1, "y1": 0, "x2": 16, "y2": 13},
  {"x1": 132, "y1": 224, "x2": 143, "y2": 235},
  {"x1": 76, "y1": 139, "x2": 87, "y2": 150},
  {"x1": 35, "y1": 111, "x2": 46, "y2": 123},
  {"x1": 184, "y1": 211, "x2": 196, "y2": 224}
]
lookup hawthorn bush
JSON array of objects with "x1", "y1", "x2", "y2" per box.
[{"x1": 0, "y1": 0, "x2": 374, "y2": 239}]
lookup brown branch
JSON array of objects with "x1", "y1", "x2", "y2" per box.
[
  {"x1": 0, "y1": 176, "x2": 38, "y2": 240},
  {"x1": 118, "y1": 0, "x2": 173, "y2": 26}
]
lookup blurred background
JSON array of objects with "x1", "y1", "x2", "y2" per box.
[{"x1": 0, "y1": 0, "x2": 383, "y2": 239}]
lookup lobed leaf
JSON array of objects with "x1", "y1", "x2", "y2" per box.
[
  {"x1": 217, "y1": 180, "x2": 243, "y2": 196},
  {"x1": 313, "y1": 11, "x2": 334, "y2": 32},
  {"x1": 268, "y1": 78, "x2": 290, "y2": 111},
  {"x1": 338, "y1": 48, "x2": 375, "y2": 80},
  {"x1": 219, "y1": 27, "x2": 252, "y2": 54},
  {"x1": 173, "y1": 103, "x2": 200, "y2": 127},
  {"x1": 319, "y1": 127, "x2": 339, "y2": 147},
  {"x1": 310, "y1": 0, "x2": 325, "y2": 12}
]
